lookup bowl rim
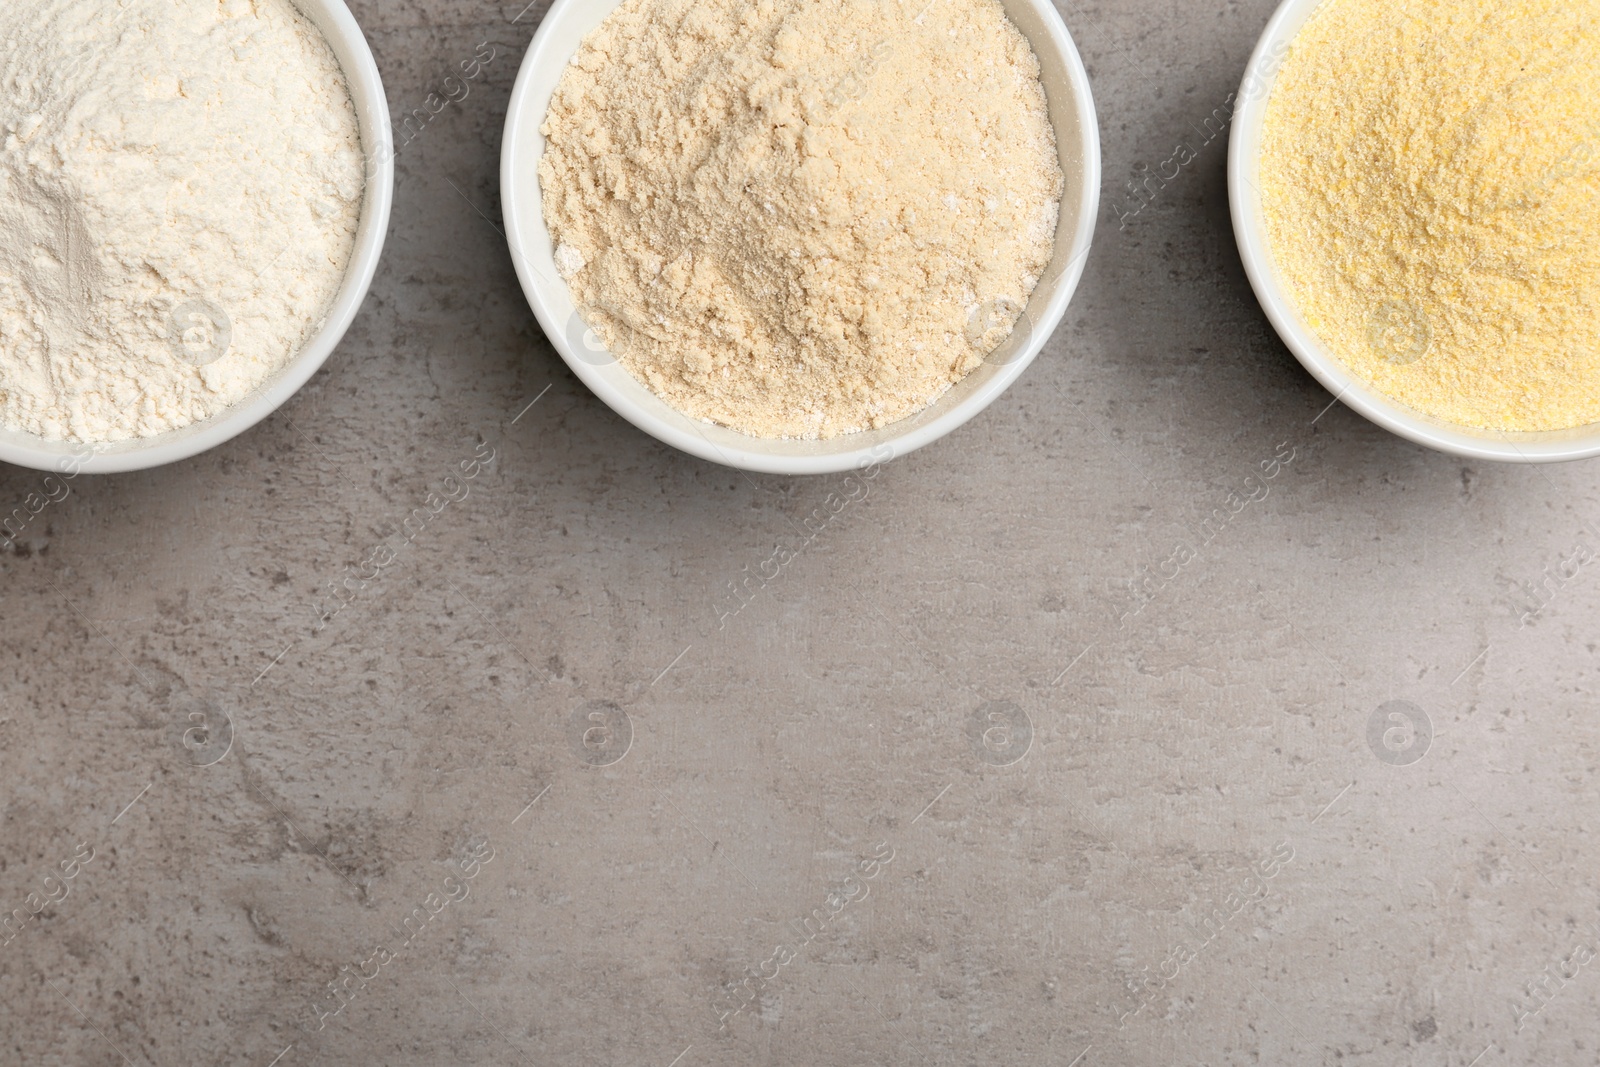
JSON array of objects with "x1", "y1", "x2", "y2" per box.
[
  {"x1": 501, "y1": 0, "x2": 1102, "y2": 475},
  {"x1": 0, "y1": 0, "x2": 394, "y2": 476},
  {"x1": 1228, "y1": 0, "x2": 1600, "y2": 464}
]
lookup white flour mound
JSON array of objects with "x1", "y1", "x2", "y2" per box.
[{"x1": 0, "y1": 0, "x2": 364, "y2": 443}]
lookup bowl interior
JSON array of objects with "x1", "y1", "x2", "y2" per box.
[
  {"x1": 504, "y1": 0, "x2": 1100, "y2": 474},
  {"x1": 1229, "y1": 0, "x2": 1600, "y2": 463},
  {"x1": 0, "y1": 0, "x2": 393, "y2": 475}
]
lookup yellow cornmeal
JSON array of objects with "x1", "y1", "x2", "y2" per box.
[{"x1": 1260, "y1": 0, "x2": 1600, "y2": 432}]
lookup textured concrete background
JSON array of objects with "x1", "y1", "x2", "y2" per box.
[{"x1": 4, "y1": 0, "x2": 1600, "y2": 1064}]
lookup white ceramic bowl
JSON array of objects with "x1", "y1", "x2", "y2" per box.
[
  {"x1": 0, "y1": 0, "x2": 394, "y2": 475},
  {"x1": 1230, "y1": 0, "x2": 1600, "y2": 463},
  {"x1": 503, "y1": 0, "x2": 1100, "y2": 475}
]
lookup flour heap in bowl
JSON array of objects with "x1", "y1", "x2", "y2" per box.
[
  {"x1": 1259, "y1": 0, "x2": 1600, "y2": 433},
  {"x1": 0, "y1": 0, "x2": 364, "y2": 443},
  {"x1": 539, "y1": 0, "x2": 1064, "y2": 440}
]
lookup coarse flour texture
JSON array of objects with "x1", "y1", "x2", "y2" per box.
[
  {"x1": 1260, "y1": 0, "x2": 1600, "y2": 432},
  {"x1": 0, "y1": 0, "x2": 363, "y2": 442},
  {"x1": 540, "y1": 0, "x2": 1063, "y2": 439}
]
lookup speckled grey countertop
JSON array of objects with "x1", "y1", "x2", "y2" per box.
[{"x1": 4, "y1": 1, "x2": 1599, "y2": 1064}]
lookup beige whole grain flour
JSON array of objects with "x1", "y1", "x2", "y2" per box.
[
  {"x1": 0, "y1": 0, "x2": 364, "y2": 443},
  {"x1": 540, "y1": 0, "x2": 1063, "y2": 439}
]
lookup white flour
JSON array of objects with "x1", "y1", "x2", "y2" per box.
[{"x1": 0, "y1": 0, "x2": 364, "y2": 443}]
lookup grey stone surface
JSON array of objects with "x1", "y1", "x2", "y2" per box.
[{"x1": 4, "y1": 0, "x2": 1600, "y2": 1064}]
